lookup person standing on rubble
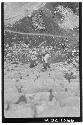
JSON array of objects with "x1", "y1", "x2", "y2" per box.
[{"x1": 42, "y1": 53, "x2": 51, "y2": 70}]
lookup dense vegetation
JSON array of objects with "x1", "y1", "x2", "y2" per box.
[{"x1": 4, "y1": 3, "x2": 79, "y2": 68}]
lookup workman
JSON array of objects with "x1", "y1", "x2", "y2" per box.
[{"x1": 42, "y1": 53, "x2": 51, "y2": 70}]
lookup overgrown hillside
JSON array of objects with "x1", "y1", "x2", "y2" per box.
[{"x1": 4, "y1": 2, "x2": 79, "y2": 66}]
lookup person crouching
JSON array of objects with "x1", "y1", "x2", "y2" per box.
[{"x1": 30, "y1": 55, "x2": 38, "y2": 68}]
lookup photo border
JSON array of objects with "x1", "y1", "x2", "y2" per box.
[{"x1": 1, "y1": 2, "x2": 82, "y2": 123}]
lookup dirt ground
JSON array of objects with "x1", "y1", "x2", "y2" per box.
[{"x1": 4, "y1": 61, "x2": 80, "y2": 118}]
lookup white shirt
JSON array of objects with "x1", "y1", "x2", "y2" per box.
[{"x1": 44, "y1": 54, "x2": 51, "y2": 63}]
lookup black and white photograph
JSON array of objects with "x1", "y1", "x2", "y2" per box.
[{"x1": 2, "y1": 2, "x2": 82, "y2": 122}]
